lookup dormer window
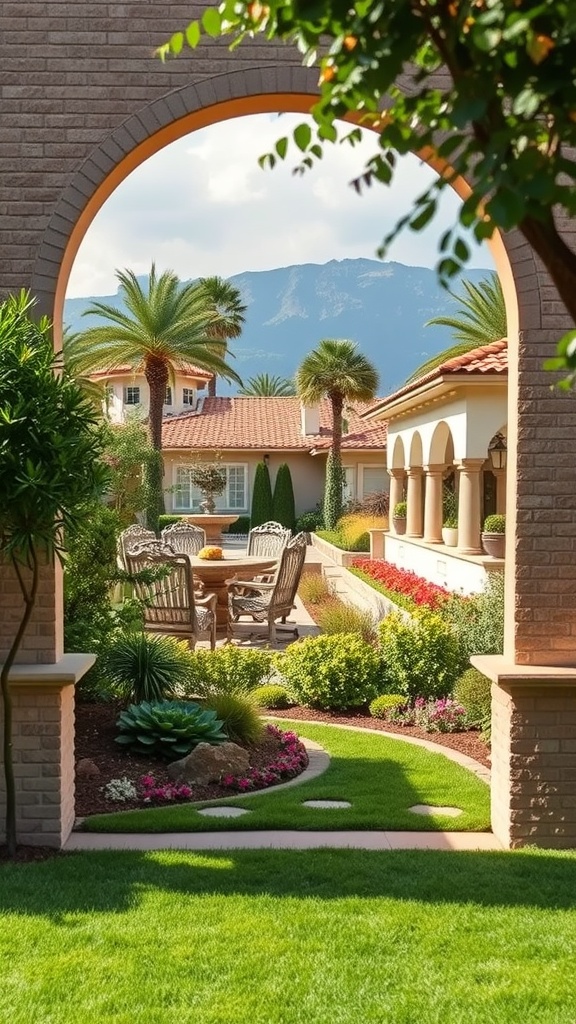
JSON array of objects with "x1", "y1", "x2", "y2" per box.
[
  {"x1": 124, "y1": 386, "x2": 140, "y2": 405},
  {"x1": 183, "y1": 388, "x2": 195, "y2": 406},
  {"x1": 165, "y1": 386, "x2": 172, "y2": 406}
]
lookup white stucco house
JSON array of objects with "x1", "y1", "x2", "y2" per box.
[{"x1": 362, "y1": 339, "x2": 508, "y2": 594}]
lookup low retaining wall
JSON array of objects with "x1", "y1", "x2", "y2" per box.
[{"x1": 310, "y1": 533, "x2": 359, "y2": 567}]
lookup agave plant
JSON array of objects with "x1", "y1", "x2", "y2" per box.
[
  {"x1": 115, "y1": 700, "x2": 226, "y2": 758},
  {"x1": 103, "y1": 632, "x2": 193, "y2": 704}
]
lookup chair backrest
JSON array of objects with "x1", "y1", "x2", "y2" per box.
[
  {"x1": 161, "y1": 521, "x2": 206, "y2": 556},
  {"x1": 247, "y1": 521, "x2": 291, "y2": 558},
  {"x1": 125, "y1": 547, "x2": 196, "y2": 632},
  {"x1": 268, "y1": 532, "x2": 307, "y2": 614},
  {"x1": 117, "y1": 525, "x2": 157, "y2": 571}
]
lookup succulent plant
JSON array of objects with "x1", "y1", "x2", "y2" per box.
[{"x1": 115, "y1": 700, "x2": 226, "y2": 758}]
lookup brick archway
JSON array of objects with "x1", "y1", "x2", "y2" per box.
[{"x1": 2, "y1": 8, "x2": 576, "y2": 848}]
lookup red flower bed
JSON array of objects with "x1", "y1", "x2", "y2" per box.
[{"x1": 351, "y1": 558, "x2": 450, "y2": 610}]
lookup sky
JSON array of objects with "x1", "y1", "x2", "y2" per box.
[{"x1": 66, "y1": 112, "x2": 494, "y2": 299}]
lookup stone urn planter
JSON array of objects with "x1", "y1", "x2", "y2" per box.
[
  {"x1": 481, "y1": 514, "x2": 506, "y2": 558},
  {"x1": 392, "y1": 501, "x2": 407, "y2": 536},
  {"x1": 441, "y1": 526, "x2": 458, "y2": 547}
]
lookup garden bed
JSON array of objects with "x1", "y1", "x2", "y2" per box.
[{"x1": 74, "y1": 702, "x2": 308, "y2": 817}]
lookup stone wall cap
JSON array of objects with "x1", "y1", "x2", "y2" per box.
[
  {"x1": 472, "y1": 654, "x2": 576, "y2": 685},
  {"x1": 5, "y1": 653, "x2": 96, "y2": 688}
]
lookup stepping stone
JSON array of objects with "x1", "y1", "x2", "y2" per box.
[
  {"x1": 408, "y1": 804, "x2": 463, "y2": 817},
  {"x1": 197, "y1": 806, "x2": 251, "y2": 818},
  {"x1": 302, "y1": 799, "x2": 351, "y2": 809}
]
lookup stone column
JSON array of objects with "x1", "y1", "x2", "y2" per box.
[
  {"x1": 423, "y1": 464, "x2": 444, "y2": 543},
  {"x1": 473, "y1": 656, "x2": 576, "y2": 849},
  {"x1": 388, "y1": 469, "x2": 405, "y2": 534},
  {"x1": 493, "y1": 467, "x2": 507, "y2": 515},
  {"x1": 0, "y1": 655, "x2": 93, "y2": 848},
  {"x1": 456, "y1": 459, "x2": 484, "y2": 554},
  {"x1": 406, "y1": 468, "x2": 424, "y2": 538}
]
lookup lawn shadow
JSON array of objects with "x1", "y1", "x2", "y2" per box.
[{"x1": 1, "y1": 846, "x2": 575, "y2": 921}]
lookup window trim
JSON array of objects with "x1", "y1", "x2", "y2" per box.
[
  {"x1": 124, "y1": 385, "x2": 141, "y2": 405},
  {"x1": 173, "y1": 462, "x2": 249, "y2": 513}
]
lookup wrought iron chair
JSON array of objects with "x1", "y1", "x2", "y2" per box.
[
  {"x1": 117, "y1": 524, "x2": 157, "y2": 571},
  {"x1": 246, "y1": 521, "x2": 291, "y2": 558},
  {"x1": 126, "y1": 546, "x2": 217, "y2": 650},
  {"x1": 161, "y1": 521, "x2": 206, "y2": 556},
  {"x1": 227, "y1": 532, "x2": 307, "y2": 644}
]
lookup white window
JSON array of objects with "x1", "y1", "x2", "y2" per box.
[
  {"x1": 165, "y1": 386, "x2": 172, "y2": 406},
  {"x1": 174, "y1": 464, "x2": 247, "y2": 512},
  {"x1": 342, "y1": 467, "x2": 355, "y2": 504},
  {"x1": 124, "y1": 386, "x2": 140, "y2": 405},
  {"x1": 183, "y1": 388, "x2": 195, "y2": 406},
  {"x1": 361, "y1": 466, "x2": 388, "y2": 498}
]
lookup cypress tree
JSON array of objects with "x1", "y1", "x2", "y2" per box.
[
  {"x1": 250, "y1": 461, "x2": 273, "y2": 528},
  {"x1": 323, "y1": 450, "x2": 344, "y2": 530},
  {"x1": 272, "y1": 462, "x2": 296, "y2": 532}
]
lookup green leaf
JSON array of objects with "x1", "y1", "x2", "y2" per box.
[
  {"x1": 185, "y1": 21, "x2": 201, "y2": 49},
  {"x1": 202, "y1": 8, "x2": 222, "y2": 37},
  {"x1": 293, "y1": 122, "x2": 312, "y2": 152},
  {"x1": 169, "y1": 31, "x2": 184, "y2": 55},
  {"x1": 275, "y1": 137, "x2": 288, "y2": 160}
]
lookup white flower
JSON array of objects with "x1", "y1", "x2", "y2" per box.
[{"x1": 103, "y1": 777, "x2": 137, "y2": 802}]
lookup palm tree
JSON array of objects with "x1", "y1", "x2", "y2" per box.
[
  {"x1": 239, "y1": 373, "x2": 296, "y2": 396},
  {"x1": 68, "y1": 264, "x2": 242, "y2": 528},
  {"x1": 296, "y1": 339, "x2": 379, "y2": 528},
  {"x1": 408, "y1": 273, "x2": 507, "y2": 381},
  {"x1": 198, "y1": 276, "x2": 246, "y2": 397}
]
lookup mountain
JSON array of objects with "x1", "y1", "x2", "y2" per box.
[{"x1": 64, "y1": 258, "x2": 492, "y2": 395}]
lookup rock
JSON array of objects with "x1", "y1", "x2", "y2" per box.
[
  {"x1": 76, "y1": 758, "x2": 100, "y2": 778},
  {"x1": 167, "y1": 742, "x2": 250, "y2": 785}
]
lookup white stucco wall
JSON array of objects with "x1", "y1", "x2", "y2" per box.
[{"x1": 385, "y1": 534, "x2": 501, "y2": 595}]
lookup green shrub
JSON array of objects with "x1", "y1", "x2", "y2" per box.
[
  {"x1": 442, "y1": 572, "x2": 504, "y2": 669},
  {"x1": 298, "y1": 573, "x2": 334, "y2": 605},
  {"x1": 115, "y1": 700, "x2": 226, "y2": 757},
  {"x1": 251, "y1": 683, "x2": 292, "y2": 709},
  {"x1": 158, "y1": 514, "x2": 185, "y2": 530},
  {"x1": 180, "y1": 646, "x2": 274, "y2": 698},
  {"x1": 453, "y1": 668, "x2": 492, "y2": 728},
  {"x1": 250, "y1": 461, "x2": 274, "y2": 528},
  {"x1": 202, "y1": 692, "x2": 264, "y2": 744},
  {"x1": 483, "y1": 513, "x2": 505, "y2": 533},
  {"x1": 272, "y1": 463, "x2": 296, "y2": 532},
  {"x1": 393, "y1": 501, "x2": 407, "y2": 518},
  {"x1": 316, "y1": 529, "x2": 370, "y2": 552},
  {"x1": 102, "y1": 632, "x2": 192, "y2": 704},
  {"x1": 296, "y1": 506, "x2": 324, "y2": 532},
  {"x1": 369, "y1": 694, "x2": 408, "y2": 719},
  {"x1": 276, "y1": 633, "x2": 383, "y2": 710},
  {"x1": 323, "y1": 450, "x2": 344, "y2": 530},
  {"x1": 223, "y1": 515, "x2": 251, "y2": 534},
  {"x1": 378, "y1": 610, "x2": 461, "y2": 700},
  {"x1": 317, "y1": 600, "x2": 377, "y2": 644}
]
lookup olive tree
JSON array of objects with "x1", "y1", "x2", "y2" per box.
[{"x1": 0, "y1": 292, "x2": 108, "y2": 856}]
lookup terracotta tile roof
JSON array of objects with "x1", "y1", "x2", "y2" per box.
[
  {"x1": 162, "y1": 397, "x2": 387, "y2": 452},
  {"x1": 89, "y1": 362, "x2": 213, "y2": 381},
  {"x1": 366, "y1": 339, "x2": 508, "y2": 417}
]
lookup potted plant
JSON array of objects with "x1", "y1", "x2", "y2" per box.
[
  {"x1": 482, "y1": 513, "x2": 506, "y2": 558},
  {"x1": 392, "y1": 500, "x2": 407, "y2": 536},
  {"x1": 442, "y1": 487, "x2": 458, "y2": 547},
  {"x1": 187, "y1": 459, "x2": 226, "y2": 514}
]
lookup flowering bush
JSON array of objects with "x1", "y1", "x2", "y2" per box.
[
  {"x1": 136, "y1": 725, "x2": 308, "y2": 803},
  {"x1": 381, "y1": 698, "x2": 467, "y2": 733},
  {"x1": 351, "y1": 559, "x2": 450, "y2": 611},
  {"x1": 103, "y1": 777, "x2": 138, "y2": 802}
]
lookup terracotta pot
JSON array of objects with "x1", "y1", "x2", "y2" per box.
[
  {"x1": 442, "y1": 526, "x2": 458, "y2": 547},
  {"x1": 392, "y1": 516, "x2": 407, "y2": 536},
  {"x1": 482, "y1": 532, "x2": 505, "y2": 558}
]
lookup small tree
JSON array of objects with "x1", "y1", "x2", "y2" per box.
[
  {"x1": 0, "y1": 292, "x2": 108, "y2": 857},
  {"x1": 272, "y1": 463, "x2": 296, "y2": 532},
  {"x1": 323, "y1": 450, "x2": 345, "y2": 530},
  {"x1": 250, "y1": 461, "x2": 273, "y2": 528},
  {"x1": 101, "y1": 414, "x2": 155, "y2": 527}
]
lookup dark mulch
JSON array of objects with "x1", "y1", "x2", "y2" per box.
[
  {"x1": 0, "y1": 844, "x2": 64, "y2": 864},
  {"x1": 267, "y1": 706, "x2": 491, "y2": 768},
  {"x1": 75, "y1": 702, "x2": 294, "y2": 818}
]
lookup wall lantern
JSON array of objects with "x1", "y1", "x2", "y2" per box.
[{"x1": 489, "y1": 434, "x2": 507, "y2": 471}]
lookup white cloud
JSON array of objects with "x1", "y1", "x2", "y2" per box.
[{"x1": 67, "y1": 113, "x2": 494, "y2": 298}]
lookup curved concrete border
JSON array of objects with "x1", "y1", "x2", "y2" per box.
[
  {"x1": 193, "y1": 738, "x2": 330, "y2": 805},
  {"x1": 267, "y1": 718, "x2": 491, "y2": 786}
]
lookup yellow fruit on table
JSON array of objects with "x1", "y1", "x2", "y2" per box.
[{"x1": 198, "y1": 546, "x2": 223, "y2": 560}]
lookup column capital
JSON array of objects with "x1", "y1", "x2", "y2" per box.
[
  {"x1": 388, "y1": 467, "x2": 405, "y2": 479},
  {"x1": 406, "y1": 465, "x2": 423, "y2": 477},
  {"x1": 456, "y1": 458, "x2": 486, "y2": 472},
  {"x1": 423, "y1": 463, "x2": 446, "y2": 475}
]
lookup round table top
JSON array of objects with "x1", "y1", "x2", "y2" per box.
[{"x1": 188, "y1": 553, "x2": 278, "y2": 576}]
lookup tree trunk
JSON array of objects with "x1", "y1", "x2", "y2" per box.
[
  {"x1": 1, "y1": 554, "x2": 39, "y2": 858},
  {"x1": 144, "y1": 357, "x2": 169, "y2": 525},
  {"x1": 519, "y1": 214, "x2": 576, "y2": 326}
]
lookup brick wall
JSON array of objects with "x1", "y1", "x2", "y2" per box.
[{"x1": 0, "y1": 683, "x2": 75, "y2": 847}]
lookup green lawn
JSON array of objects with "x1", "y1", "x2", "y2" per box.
[
  {"x1": 83, "y1": 720, "x2": 490, "y2": 833},
  {"x1": 1, "y1": 847, "x2": 576, "y2": 1023}
]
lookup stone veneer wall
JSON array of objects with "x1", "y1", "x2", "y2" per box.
[
  {"x1": 491, "y1": 681, "x2": 576, "y2": 848},
  {"x1": 0, "y1": 682, "x2": 75, "y2": 847}
]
